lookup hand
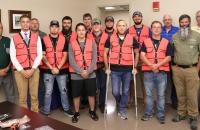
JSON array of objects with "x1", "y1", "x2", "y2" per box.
[
  {"x1": 81, "y1": 70, "x2": 88, "y2": 79},
  {"x1": 20, "y1": 70, "x2": 30, "y2": 78},
  {"x1": 26, "y1": 69, "x2": 35, "y2": 78},
  {"x1": 0, "y1": 69, "x2": 7, "y2": 77},
  {"x1": 132, "y1": 68, "x2": 137, "y2": 75},
  {"x1": 51, "y1": 67, "x2": 59, "y2": 75},
  {"x1": 105, "y1": 69, "x2": 111, "y2": 75}
]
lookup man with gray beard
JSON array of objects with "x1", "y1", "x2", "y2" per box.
[{"x1": 171, "y1": 14, "x2": 200, "y2": 130}]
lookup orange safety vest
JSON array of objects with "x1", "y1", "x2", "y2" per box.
[
  {"x1": 142, "y1": 38, "x2": 170, "y2": 71},
  {"x1": 40, "y1": 34, "x2": 68, "y2": 69},
  {"x1": 13, "y1": 32, "x2": 38, "y2": 69},
  {"x1": 69, "y1": 39, "x2": 97, "y2": 73},
  {"x1": 109, "y1": 33, "x2": 134, "y2": 66},
  {"x1": 128, "y1": 25, "x2": 149, "y2": 47},
  {"x1": 87, "y1": 31, "x2": 108, "y2": 63},
  {"x1": 59, "y1": 31, "x2": 77, "y2": 43}
]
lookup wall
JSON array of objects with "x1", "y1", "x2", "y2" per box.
[
  {"x1": 130, "y1": 0, "x2": 200, "y2": 27},
  {"x1": 0, "y1": 0, "x2": 93, "y2": 37}
]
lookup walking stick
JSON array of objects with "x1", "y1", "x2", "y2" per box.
[
  {"x1": 132, "y1": 49, "x2": 138, "y2": 119},
  {"x1": 104, "y1": 49, "x2": 111, "y2": 116}
]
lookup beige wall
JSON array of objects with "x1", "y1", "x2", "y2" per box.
[
  {"x1": 130, "y1": 0, "x2": 200, "y2": 27},
  {"x1": 0, "y1": 0, "x2": 95, "y2": 37}
]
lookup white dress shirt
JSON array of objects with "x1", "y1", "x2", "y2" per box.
[{"x1": 10, "y1": 30, "x2": 43, "y2": 71}]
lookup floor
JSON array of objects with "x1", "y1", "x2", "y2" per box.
[{"x1": 0, "y1": 86, "x2": 199, "y2": 130}]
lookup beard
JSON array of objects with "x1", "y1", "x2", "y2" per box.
[
  {"x1": 62, "y1": 27, "x2": 72, "y2": 35},
  {"x1": 106, "y1": 26, "x2": 113, "y2": 30},
  {"x1": 134, "y1": 21, "x2": 142, "y2": 25},
  {"x1": 180, "y1": 27, "x2": 190, "y2": 41}
]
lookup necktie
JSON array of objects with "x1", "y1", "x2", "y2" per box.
[{"x1": 24, "y1": 32, "x2": 29, "y2": 44}]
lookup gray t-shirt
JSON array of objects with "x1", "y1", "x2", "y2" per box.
[{"x1": 68, "y1": 41, "x2": 97, "y2": 80}]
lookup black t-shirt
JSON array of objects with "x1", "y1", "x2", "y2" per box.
[
  {"x1": 105, "y1": 34, "x2": 139, "y2": 72},
  {"x1": 41, "y1": 35, "x2": 68, "y2": 75}
]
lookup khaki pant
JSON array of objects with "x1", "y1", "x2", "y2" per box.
[
  {"x1": 14, "y1": 69, "x2": 39, "y2": 112},
  {"x1": 172, "y1": 66, "x2": 199, "y2": 117}
]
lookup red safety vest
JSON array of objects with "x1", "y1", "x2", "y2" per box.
[
  {"x1": 59, "y1": 31, "x2": 77, "y2": 43},
  {"x1": 128, "y1": 25, "x2": 149, "y2": 47},
  {"x1": 109, "y1": 33, "x2": 134, "y2": 66},
  {"x1": 13, "y1": 32, "x2": 38, "y2": 69},
  {"x1": 69, "y1": 39, "x2": 97, "y2": 72},
  {"x1": 40, "y1": 34, "x2": 68, "y2": 69},
  {"x1": 142, "y1": 38, "x2": 170, "y2": 71},
  {"x1": 87, "y1": 31, "x2": 108, "y2": 63}
]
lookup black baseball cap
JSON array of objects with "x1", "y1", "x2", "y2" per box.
[
  {"x1": 50, "y1": 20, "x2": 59, "y2": 27},
  {"x1": 105, "y1": 16, "x2": 114, "y2": 23},
  {"x1": 132, "y1": 11, "x2": 142, "y2": 17}
]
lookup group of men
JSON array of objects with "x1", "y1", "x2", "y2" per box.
[{"x1": 0, "y1": 10, "x2": 200, "y2": 130}]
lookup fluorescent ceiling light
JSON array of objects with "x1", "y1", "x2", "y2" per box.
[{"x1": 105, "y1": 6, "x2": 116, "y2": 10}]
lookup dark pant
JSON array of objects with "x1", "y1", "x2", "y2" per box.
[{"x1": 96, "y1": 68, "x2": 107, "y2": 107}]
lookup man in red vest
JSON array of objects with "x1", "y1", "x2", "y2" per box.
[
  {"x1": 10, "y1": 15, "x2": 43, "y2": 112},
  {"x1": 128, "y1": 11, "x2": 151, "y2": 106},
  {"x1": 140, "y1": 21, "x2": 173, "y2": 124},
  {"x1": 39, "y1": 20, "x2": 73, "y2": 117},
  {"x1": 104, "y1": 20, "x2": 139, "y2": 120}
]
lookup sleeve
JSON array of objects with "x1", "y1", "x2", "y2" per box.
[
  {"x1": 10, "y1": 38, "x2": 23, "y2": 71},
  {"x1": 86, "y1": 42, "x2": 97, "y2": 74},
  {"x1": 68, "y1": 44, "x2": 83, "y2": 74},
  {"x1": 133, "y1": 38, "x2": 139, "y2": 49},
  {"x1": 166, "y1": 42, "x2": 174, "y2": 56},
  {"x1": 32, "y1": 36, "x2": 43, "y2": 69},
  {"x1": 105, "y1": 37, "x2": 110, "y2": 48},
  {"x1": 140, "y1": 42, "x2": 147, "y2": 53}
]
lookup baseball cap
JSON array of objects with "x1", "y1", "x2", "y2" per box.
[
  {"x1": 105, "y1": 16, "x2": 114, "y2": 22},
  {"x1": 50, "y1": 20, "x2": 59, "y2": 27},
  {"x1": 92, "y1": 18, "x2": 101, "y2": 25},
  {"x1": 132, "y1": 11, "x2": 143, "y2": 17}
]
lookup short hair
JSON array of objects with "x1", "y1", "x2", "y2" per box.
[
  {"x1": 20, "y1": 15, "x2": 30, "y2": 21},
  {"x1": 151, "y1": 21, "x2": 163, "y2": 28},
  {"x1": 75, "y1": 23, "x2": 87, "y2": 31},
  {"x1": 196, "y1": 10, "x2": 200, "y2": 17},
  {"x1": 83, "y1": 13, "x2": 92, "y2": 20},
  {"x1": 62, "y1": 16, "x2": 72, "y2": 23},
  {"x1": 31, "y1": 18, "x2": 39, "y2": 21},
  {"x1": 116, "y1": 19, "x2": 127, "y2": 26},
  {"x1": 179, "y1": 14, "x2": 191, "y2": 23}
]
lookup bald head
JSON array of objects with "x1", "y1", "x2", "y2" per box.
[{"x1": 163, "y1": 14, "x2": 173, "y2": 28}]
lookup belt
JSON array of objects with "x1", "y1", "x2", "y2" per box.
[{"x1": 173, "y1": 63, "x2": 197, "y2": 69}]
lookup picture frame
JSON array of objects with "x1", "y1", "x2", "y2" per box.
[{"x1": 8, "y1": 10, "x2": 31, "y2": 33}]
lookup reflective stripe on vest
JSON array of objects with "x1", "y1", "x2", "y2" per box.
[
  {"x1": 142, "y1": 38, "x2": 170, "y2": 71},
  {"x1": 40, "y1": 34, "x2": 68, "y2": 69},
  {"x1": 88, "y1": 31, "x2": 108, "y2": 63},
  {"x1": 109, "y1": 33, "x2": 134, "y2": 66},
  {"x1": 128, "y1": 25, "x2": 149, "y2": 46},
  {"x1": 13, "y1": 32, "x2": 38, "y2": 69},
  {"x1": 69, "y1": 39, "x2": 97, "y2": 73}
]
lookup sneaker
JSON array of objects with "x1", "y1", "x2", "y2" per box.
[
  {"x1": 39, "y1": 109, "x2": 49, "y2": 116},
  {"x1": 189, "y1": 118, "x2": 198, "y2": 130},
  {"x1": 118, "y1": 112, "x2": 128, "y2": 120},
  {"x1": 72, "y1": 112, "x2": 80, "y2": 123},
  {"x1": 157, "y1": 117, "x2": 165, "y2": 124},
  {"x1": 89, "y1": 110, "x2": 99, "y2": 121},
  {"x1": 99, "y1": 105, "x2": 105, "y2": 113},
  {"x1": 141, "y1": 114, "x2": 153, "y2": 121},
  {"x1": 172, "y1": 114, "x2": 187, "y2": 122},
  {"x1": 64, "y1": 109, "x2": 74, "y2": 117}
]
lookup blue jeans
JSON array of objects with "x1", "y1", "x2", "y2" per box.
[
  {"x1": 96, "y1": 68, "x2": 107, "y2": 107},
  {"x1": 111, "y1": 71, "x2": 132, "y2": 114},
  {"x1": 143, "y1": 72, "x2": 167, "y2": 118},
  {"x1": 43, "y1": 74, "x2": 70, "y2": 114}
]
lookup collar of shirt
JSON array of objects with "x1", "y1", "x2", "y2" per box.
[
  {"x1": 20, "y1": 30, "x2": 30, "y2": 39},
  {"x1": 162, "y1": 25, "x2": 179, "y2": 33}
]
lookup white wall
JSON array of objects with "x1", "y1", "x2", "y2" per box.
[{"x1": 130, "y1": 0, "x2": 200, "y2": 27}]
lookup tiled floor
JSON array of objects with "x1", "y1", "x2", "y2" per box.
[{"x1": 0, "y1": 86, "x2": 199, "y2": 130}]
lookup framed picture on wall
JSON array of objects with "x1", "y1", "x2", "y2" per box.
[{"x1": 8, "y1": 10, "x2": 31, "y2": 33}]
